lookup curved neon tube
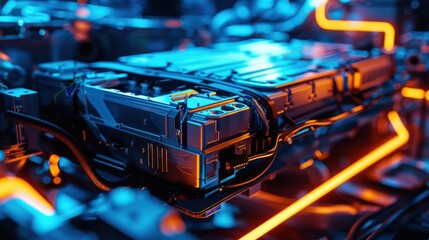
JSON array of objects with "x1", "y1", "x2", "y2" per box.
[
  {"x1": 315, "y1": 0, "x2": 395, "y2": 51},
  {"x1": 240, "y1": 111, "x2": 409, "y2": 240}
]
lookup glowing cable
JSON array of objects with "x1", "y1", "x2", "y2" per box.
[
  {"x1": 240, "y1": 111, "x2": 409, "y2": 240},
  {"x1": 0, "y1": 176, "x2": 55, "y2": 216},
  {"x1": 315, "y1": 0, "x2": 395, "y2": 51}
]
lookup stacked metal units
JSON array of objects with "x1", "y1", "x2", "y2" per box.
[{"x1": 33, "y1": 39, "x2": 394, "y2": 193}]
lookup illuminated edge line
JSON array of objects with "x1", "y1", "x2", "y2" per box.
[
  {"x1": 240, "y1": 111, "x2": 409, "y2": 240},
  {"x1": 315, "y1": 0, "x2": 395, "y2": 51},
  {"x1": 0, "y1": 176, "x2": 55, "y2": 216}
]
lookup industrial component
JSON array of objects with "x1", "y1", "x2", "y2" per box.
[{"x1": 1, "y1": 0, "x2": 429, "y2": 239}]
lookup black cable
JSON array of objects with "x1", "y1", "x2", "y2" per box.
[
  {"x1": 346, "y1": 184, "x2": 429, "y2": 240},
  {"x1": 345, "y1": 211, "x2": 378, "y2": 240},
  {"x1": 389, "y1": 198, "x2": 429, "y2": 239},
  {"x1": 347, "y1": 192, "x2": 417, "y2": 240},
  {"x1": 246, "y1": 104, "x2": 363, "y2": 164},
  {"x1": 226, "y1": 81, "x2": 398, "y2": 190},
  {"x1": 346, "y1": 202, "x2": 402, "y2": 240},
  {"x1": 366, "y1": 189, "x2": 429, "y2": 240},
  {"x1": 224, "y1": 136, "x2": 280, "y2": 189},
  {"x1": 225, "y1": 102, "x2": 363, "y2": 189},
  {"x1": 5, "y1": 110, "x2": 131, "y2": 191}
]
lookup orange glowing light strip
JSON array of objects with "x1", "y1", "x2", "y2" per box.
[
  {"x1": 0, "y1": 176, "x2": 55, "y2": 216},
  {"x1": 315, "y1": 0, "x2": 395, "y2": 51},
  {"x1": 299, "y1": 159, "x2": 314, "y2": 170},
  {"x1": 240, "y1": 111, "x2": 409, "y2": 240},
  {"x1": 401, "y1": 87, "x2": 429, "y2": 101}
]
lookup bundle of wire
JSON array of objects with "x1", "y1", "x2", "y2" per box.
[{"x1": 346, "y1": 181, "x2": 429, "y2": 240}]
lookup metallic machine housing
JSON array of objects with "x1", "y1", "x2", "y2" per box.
[{"x1": 33, "y1": 39, "x2": 394, "y2": 192}]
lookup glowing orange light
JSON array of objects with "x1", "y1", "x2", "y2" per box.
[
  {"x1": 0, "y1": 51, "x2": 11, "y2": 61},
  {"x1": 74, "y1": 20, "x2": 92, "y2": 32},
  {"x1": 401, "y1": 87, "x2": 429, "y2": 102},
  {"x1": 0, "y1": 176, "x2": 55, "y2": 216},
  {"x1": 53, "y1": 177, "x2": 62, "y2": 185},
  {"x1": 49, "y1": 154, "x2": 61, "y2": 177},
  {"x1": 71, "y1": 20, "x2": 92, "y2": 41},
  {"x1": 299, "y1": 159, "x2": 314, "y2": 170},
  {"x1": 240, "y1": 111, "x2": 409, "y2": 240},
  {"x1": 401, "y1": 87, "x2": 426, "y2": 100},
  {"x1": 48, "y1": 154, "x2": 62, "y2": 185},
  {"x1": 353, "y1": 72, "x2": 362, "y2": 89},
  {"x1": 315, "y1": 0, "x2": 396, "y2": 51},
  {"x1": 160, "y1": 211, "x2": 186, "y2": 236}
]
